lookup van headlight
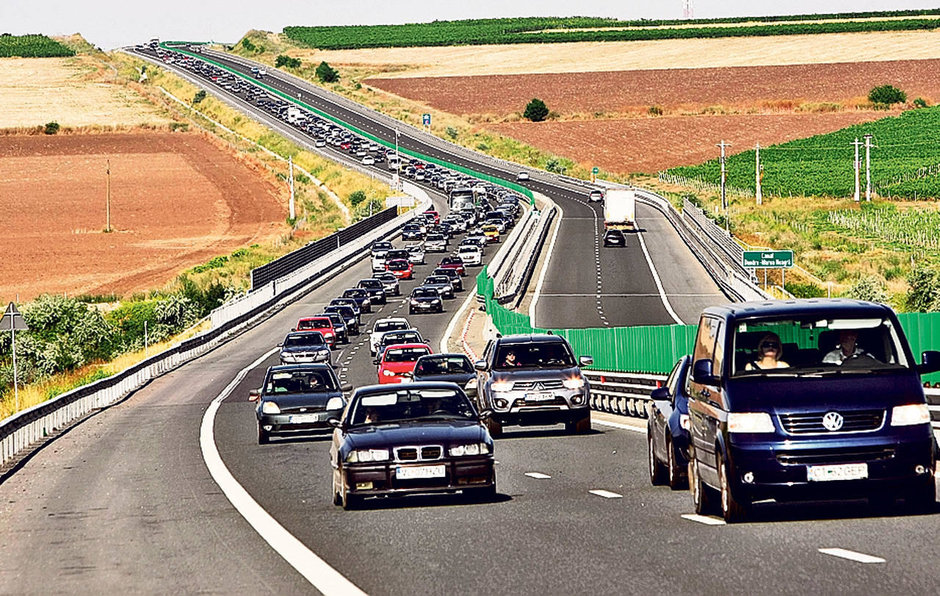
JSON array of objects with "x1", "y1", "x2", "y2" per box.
[
  {"x1": 563, "y1": 376, "x2": 585, "y2": 390},
  {"x1": 491, "y1": 381, "x2": 512, "y2": 392},
  {"x1": 261, "y1": 401, "x2": 281, "y2": 415},
  {"x1": 326, "y1": 397, "x2": 345, "y2": 411},
  {"x1": 891, "y1": 404, "x2": 930, "y2": 426},
  {"x1": 727, "y1": 412, "x2": 774, "y2": 434},
  {"x1": 347, "y1": 448, "x2": 390, "y2": 463}
]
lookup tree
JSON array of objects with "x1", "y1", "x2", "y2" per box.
[
  {"x1": 868, "y1": 85, "x2": 907, "y2": 106},
  {"x1": 906, "y1": 267, "x2": 940, "y2": 312},
  {"x1": 192, "y1": 90, "x2": 206, "y2": 105},
  {"x1": 43, "y1": 121, "x2": 59, "y2": 135},
  {"x1": 275, "y1": 54, "x2": 301, "y2": 69},
  {"x1": 523, "y1": 98, "x2": 549, "y2": 122},
  {"x1": 844, "y1": 276, "x2": 888, "y2": 304},
  {"x1": 348, "y1": 190, "x2": 367, "y2": 206},
  {"x1": 316, "y1": 61, "x2": 340, "y2": 83}
]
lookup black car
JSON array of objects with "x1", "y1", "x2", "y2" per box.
[
  {"x1": 603, "y1": 229, "x2": 626, "y2": 247},
  {"x1": 328, "y1": 382, "x2": 496, "y2": 509},
  {"x1": 342, "y1": 288, "x2": 373, "y2": 313},
  {"x1": 317, "y1": 311, "x2": 348, "y2": 344},
  {"x1": 329, "y1": 298, "x2": 361, "y2": 320},
  {"x1": 409, "y1": 287, "x2": 443, "y2": 314},
  {"x1": 251, "y1": 364, "x2": 350, "y2": 444},
  {"x1": 423, "y1": 275, "x2": 456, "y2": 299},
  {"x1": 278, "y1": 331, "x2": 332, "y2": 366},
  {"x1": 324, "y1": 304, "x2": 360, "y2": 335},
  {"x1": 648, "y1": 355, "x2": 691, "y2": 490},
  {"x1": 413, "y1": 354, "x2": 477, "y2": 396},
  {"x1": 432, "y1": 267, "x2": 464, "y2": 292},
  {"x1": 357, "y1": 278, "x2": 388, "y2": 305}
]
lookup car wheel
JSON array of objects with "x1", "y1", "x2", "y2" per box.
[
  {"x1": 332, "y1": 474, "x2": 343, "y2": 506},
  {"x1": 258, "y1": 425, "x2": 270, "y2": 445},
  {"x1": 648, "y1": 430, "x2": 667, "y2": 486},
  {"x1": 667, "y1": 438, "x2": 687, "y2": 490},
  {"x1": 905, "y1": 476, "x2": 937, "y2": 513},
  {"x1": 718, "y1": 453, "x2": 749, "y2": 523},
  {"x1": 566, "y1": 413, "x2": 591, "y2": 434},
  {"x1": 485, "y1": 417, "x2": 503, "y2": 438},
  {"x1": 465, "y1": 483, "x2": 497, "y2": 503},
  {"x1": 690, "y1": 448, "x2": 716, "y2": 516},
  {"x1": 409, "y1": 307, "x2": 415, "y2": 315}
]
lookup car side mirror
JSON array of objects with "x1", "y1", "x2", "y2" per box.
[
  {"x1": 479, "y1": 409, "x2": 494, "y2": 420},
  {"x1": 290, "y1": 328, "x2": 297, "y2": 332},
  {"x1": 340, "y1": 384, "x2": 353, "y2": 392},
  {"x1": 464, "y1": 379, "x2": 477, "y2": 397},
  {"x1": 248, "y1": 388, "x2": 261, "y2": 402},
  {"x1": 650, "y1": 386, "x2": 670, "y2": 401},
  {"x1": 919, "y1": 350, "x2": 940, "y2": 375},
  {"x1": 373, "y1": 358, "x2": 380, "y2": 365},
  {"x1": 474, "y1": 360, "x2": 487, "y2": 371},
  {"x1": 579, "y1": 355, "x2": 594, "y2": 367},
  {"x1": 692, "y1": 359, "x2": 720, "y2": 386},
  {"x1": 327, "y1": 417, "x2": 343, "y2": 429}
]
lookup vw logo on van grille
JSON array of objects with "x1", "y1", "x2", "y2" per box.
[{"x1": 822, "y1": 411, "x2": 844, "y2": 431}]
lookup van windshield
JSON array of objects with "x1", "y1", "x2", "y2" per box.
[{"x1": 730, "y1": 316, "x2": 911, "y2": 377}]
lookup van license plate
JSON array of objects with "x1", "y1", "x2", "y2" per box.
[{"x1": 807, "y1": 463, "x2": 868, "y2": 482}]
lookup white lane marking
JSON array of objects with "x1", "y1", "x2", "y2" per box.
[
  {"x1": 529, "y1": 198, "x2": 565, "y2": 324},
  {"x1": 819, "y1": 548, "x2": 886, "y2": 564},
  {"x1": 200, "y1": 347, "x2": 367, "y2": 596},
  {"x1": 681, "y1": 514, "x2": 727, "y2": 526},
  {"x1": 589, "y1": 489, "x2": 623, "y2": 499},
  {"x1": 525, "y1": 472, "x2": 552, "y2": 480},
  {"x1": 593, "y1": 418, "x2": 645, "y2": 434},
  {"x1": 635, "y1": 225, "x2": 684, "y2": 325}
]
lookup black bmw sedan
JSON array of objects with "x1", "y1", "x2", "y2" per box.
[{"x1": 329, "y1": 382, "x2": 496, "y2": 509}]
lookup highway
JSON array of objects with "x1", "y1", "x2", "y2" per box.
[{"x1": 3, "y1": 45, "x2": 939, "y2": 595}]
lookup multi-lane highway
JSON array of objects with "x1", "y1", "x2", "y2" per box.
[{"x1": 3, "y1": 44, "x2": 939, "y2": 595}]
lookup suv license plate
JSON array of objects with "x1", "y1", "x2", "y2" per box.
[
  {"x1": 807, "y1": 463, "x2": 868, "y2": 482},
  {"x1": 526, "y1": 393, "x2": 554, "y2": 402},
  {"x1": 396, "y1": 465, "x2": 445, "y2": 480}
]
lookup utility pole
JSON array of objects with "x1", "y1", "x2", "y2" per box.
[
  {"x1": 755, "y1": 142, "x2": 762, "y2": 206},
  {"x1": 864, "y1": 133, "x2": 873, "y2": 201},
  {"x1": 288, "y1": 156, "x2": 296, "y2": 220},
  {"x1": 852, "y1": 137, "x2": 862, "y2": 202},
  {"x1": 717, "y1": 140, "x2": 730, "y2": 231},
  {"x1": 106, "y1": 159, "x2": 112, "y2": 232}
]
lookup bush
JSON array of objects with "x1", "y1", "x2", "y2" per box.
[
  {"x1": 43, "y1": 121, "x2": 59, "y2": 135},
  {"x1": 785, "y1": 281, "x2": 826, "y2": 298},
  {"x1": 868, "y1": 84, "x2": 907, "y2": 105},
  {"x1": 843, "y1": 276, "x2": 888, "y2": 304},
  {"x1": 315, "y1": 61, "x2": 340, "y2": 83},
  {"x1": 445, "y1": 126, "x2": 458, "y2": 140},
  {"x1": 523, "y1": 98, "x2": 549, "y2": 122},
  {"x1": 348, "y1": 190, "x2": 367, "y2": 206},
  {"x1": 906, "y1": 267, "x2": 940, "y2": 312},
  {"x1": 914, "y1": 97, "x2": 929, "y2": 108},
  {"x1": 192, "y1": 90, "x2": 207, "y2": 105},
  {"x1": 275, "y1": 54, "x2": 301, "y2": 69},
  {"x1": 241, "y1": 38, "x2": 256, "y2": 52},
  {"x1": 648, "y1": 105, "x2": 663, "y2": 116}
]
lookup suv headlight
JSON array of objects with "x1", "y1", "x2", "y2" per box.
[
  {"x1": 727, "y1": 412, "x2": 774, "y2": 434},
  {"x1": 563, "y1": 376, "x2": 585, "y2": 390},
  {"x1": 891, "y1": 403, "x2": 930, "y2": 426},
  {"x1": 261, "y1": 401, "x2": 281, "y2": 415},
  {"x1": 326, "y1": 397, "x2": 345, "y2": 411},
  {"x1": 449, "y1": 443, "x2": 490, "y2": 457},
  {"x1": 491, "y1": 381, "x2": 512, "y2": 392},
  {"x1": 347, "y1": 448, "x2": 390, "y2": 463}
]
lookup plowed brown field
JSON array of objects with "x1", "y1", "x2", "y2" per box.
[
  {"x1": 0, "y1": 133, "x2": 284, "y2": 302},
  {"x1": 367, "y1": 59, "x2": 940, "y2": 116}
]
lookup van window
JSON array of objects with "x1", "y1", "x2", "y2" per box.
[{"x1": 693, "y1": 316, "x2": 721, "y2": 368}]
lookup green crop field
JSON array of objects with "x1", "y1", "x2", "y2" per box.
[
  {"x1": 0, "y1": 34, "x2": 74, "y2": 58},
  {"x1": 283, "y1": 10, "x2": 940, "y2": 50},
  {"x1": 665, "y1": 106, "x2": 940, "y2": 200}
]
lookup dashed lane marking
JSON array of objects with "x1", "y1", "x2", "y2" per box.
[
  {"x1": 525, "y1": 472, "x2": 552, "y2": 480},
  {"x1": 681, "y1": 514, "x2": 726, "y2": 526},
  {"x1": 819, "y1": 548, "x2": 885, "y2": 564},
  {"x1": 589, "y1": 489, "x2": 623, "y2": 499}
]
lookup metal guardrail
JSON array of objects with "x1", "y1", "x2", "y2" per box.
[
  {"x1": 497, "y1": 206, "x2": 558, "y2": 307},
  {"x1": 585, "y1": 370, "x2": 665, "y2": 419}
]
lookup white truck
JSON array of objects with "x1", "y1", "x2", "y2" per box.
[
  {"x1": 603, "y1": 188, "x2": 636, "y2": 230},
  {"x1": 286, "y1": 106, "x2": 305, "y2": 125}
]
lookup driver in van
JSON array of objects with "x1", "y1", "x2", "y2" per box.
[{"x1": 823, "y1": 330, "x2": 870, "y2": 364}]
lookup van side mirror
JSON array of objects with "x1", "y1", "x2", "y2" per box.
[
  {"x1": 920, "y1": 350, "x2": 940, "y2": 375},
  {"x1": 692, "y1": 359, "x2": 720, "y2": 386},
  {"x1": 650, "y1": 386, "x2": 670, "y2": 401},
  {"x1": 474, "y1": 360, "x2": 487, "y2": 371},
  {"x1": 579, "y1": 355, "x2": 594, "y2": 367}
]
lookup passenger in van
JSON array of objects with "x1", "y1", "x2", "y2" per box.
[
  {"x1": 822, "y1": 330, "x2": 871, "y2": 365},
  {"x1": 745, "y1": 333, "x2": 790, "y2": 370}
]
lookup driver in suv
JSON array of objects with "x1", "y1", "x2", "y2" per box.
[{"x1": 474, "y1": 334, "x2": 593, "y2": 437}]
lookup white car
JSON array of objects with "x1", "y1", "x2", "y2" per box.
[
  {"x1": 362, "y1": 155, "x2": 375, "y2": 166},
  {"x1": 406, "y1": 243, "x2": 426, "y2": 265},
  {"x1": 369, "y1": 317, "x2": 412, "y2": 356},
  {"x1": 371, "y1": 255, "x2": 387, "y2": 272},
  {"x1": 516, "y1": 172, "x2": 530, "y2": 181},
  {"x1": 457, "y1": 245, "x2": 483, "y2": 266}
]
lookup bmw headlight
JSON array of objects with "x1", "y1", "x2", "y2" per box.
[
  {"x1": 261, "y1": 401, "x2": 281, "y2": 415},
  {"x1": 491, "y1": 381, "x2": 513, "y2": 392},
  {"x1": 347, "y1": 448, "x2": 390, "y2": 463},
  {"x1": 280, "y1": 352, "x2": 295, "y2": 362},
  {"x1": 411, "y1": 299, "x2": 420, "y2": 305},
  {"x1": 432, "y1": 299, "x2": 441, "y2": 304},
  {"x1": 563, "y1": 376, "x2": 585, "y2": 390},
  {"x1": 326, "y1": 397, "x2": 345, "y2": 411},
  {"x1": 448, "y1": 442, "x2": 490, "y2": 457}
]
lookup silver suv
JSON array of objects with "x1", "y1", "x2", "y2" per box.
[{"x1": 474, "y1": 334, "x2": 592, "y2": 437}]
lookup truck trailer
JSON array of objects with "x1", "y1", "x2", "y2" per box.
[{"x1": 603, "y1": 188, "x2": 636, "y2": 230}]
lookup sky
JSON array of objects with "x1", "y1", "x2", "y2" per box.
[{"x1": 2, "y1": 0, "x2": 939, "y2": 50}]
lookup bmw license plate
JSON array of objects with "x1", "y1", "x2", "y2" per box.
[
  {"x1": 526, "y1": 392, "x2": 554, "y2": 402},
  {"x1": 396, "y1": 465, "x2": 446, "y2": 480},
  {"x1": 289, "y1": 413, "x2": 324, "y2": 424},
  {"x1": 807, "y1": 463, "x2": 868, "y2": 482}
]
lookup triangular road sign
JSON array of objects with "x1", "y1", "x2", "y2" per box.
[{"x1": 1, "y1": 302, "x2": 28, "y2": 331}]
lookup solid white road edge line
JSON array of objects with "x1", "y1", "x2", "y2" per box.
[
  {"x1": 529, "y1": 199, "x2": 565, "y2": 325},
  {"x1": 681, "y1": 514, "x2": 726, "y2": 526},
  {"x1": 441, "y1": 286, "x2": 477, "y2": 354},
  {"x1": 589, "y1": 489, "x2": 623, "y2": 499},
  {"x1": 593, "y1": 418, "x2": 645, "y2": 434},
  {"x1": 818, "y1": 548, "x2": 886, "y2": 564},
  {"x1": 635, "y1": 224, "x2": 685, "y2": 325},
  {"x1": 200, "y1": 347, "x2": 367, "y2": 596}
]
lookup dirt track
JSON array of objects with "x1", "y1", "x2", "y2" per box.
[{"x1": 0, "y1": 132, "x2": 284, "y2": 302}]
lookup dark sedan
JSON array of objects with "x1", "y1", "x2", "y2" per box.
[
  {"x1": 324, "y1": 304, "x2": 360, "y2": 335},
  {"x1": 648, "y1": 355, "x2": 691, "y2": 490},
  {"x1": 432, "y1": 267, "x2": 464, "y2": 292},
  {"x1": 278, "y1": 331, "x2": 332, "y2": 366},
  {"x1": 603, "y1": 229, "x2": 627, "y2": 247},
  {"x1": 251, "y1": 364, "x2": 350, "y2": 444},
  {"x1": 342, "y1": 288, "x2": 373, "y2": 313},
  {"x1": 329, "y1": 382, "x2": 496, "y2": 509},
  {"x1": 413, "y1": 354, "x2": 477, "y2": 397},
  {"x1": 329, "y1": 297, "x2": 361, "y2": 319},
  {"x1": 357, "y1": 278, "x2": 388, "y2": 305},
  {"x1": 409, "y1": 287, "x2": 444, "y2": 314},
  {"x1": 317, "y1": 311, "x2": 348, "y2": 344}
]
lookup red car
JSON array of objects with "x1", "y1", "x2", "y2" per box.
[
  {"x1": 438, "y1": 256, "x2": 467, "y2": 277},
  {"x1": 293, "y1": 316, "x2": 337, "y2": 347},
  {"x1": 386, "y1": 258, "x2": 414, "y2": 280},
  {"x1": 423, "y1": 209, "x2": 440, "y2": 225},
  {"x1": 375, "y1": 343, "x2": 433, "y2": 384}
]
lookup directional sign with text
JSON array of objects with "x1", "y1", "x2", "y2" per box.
[{"x1": 743, "y1": 250, "x2": 794, "y2": 268}]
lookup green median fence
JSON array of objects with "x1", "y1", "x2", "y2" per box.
[{"x1": 476, "y1": 269, "x2": 940, "y2": 382}]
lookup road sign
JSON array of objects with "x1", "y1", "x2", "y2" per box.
[
  {"x1": 1, "y1": 302, "x2": 27, "y2": 331},
  {"x1": 743, "y1": 250, "x2": 793, "y2": 268},
  {"x1": 592, "y1": 167, "x2": 599, "y2": 174},
  {"x1": 422, "y1": 113, "x2": 431, "y2": 126}
]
